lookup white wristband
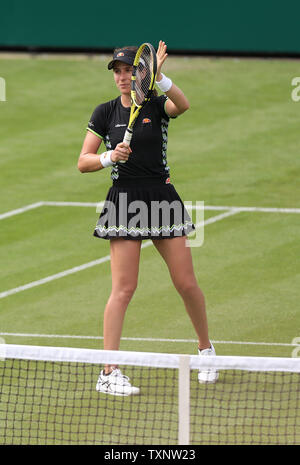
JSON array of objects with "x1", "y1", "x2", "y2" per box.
[
  {"x1": 99, "y1": 150, "x2": 114, "y2": 168},
  {"x1": 156, "y1": 73, "x2": 172, "y2": 93}
]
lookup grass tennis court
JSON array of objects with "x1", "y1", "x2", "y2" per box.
[
  {"x1": 1, "y1": 352, "x2": 299, "y2": 445},
  {"x1": 0, "y1": 53, "x2": 299, "y2": 360}
]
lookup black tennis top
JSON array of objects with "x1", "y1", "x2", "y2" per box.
[{"x1": 87, "y1": 95, "x2": 173, "y2": 180}]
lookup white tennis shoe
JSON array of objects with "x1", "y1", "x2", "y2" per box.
[
  {"x1": 198, "y1": 343, "x2": 219, "y2": 384},
  {"x1": 96, "y1": 368, "x2": 140, "y2": 396}
]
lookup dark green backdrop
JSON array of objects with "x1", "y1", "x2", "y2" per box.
[{"x1": 0, "y1": 1, "x2": 298, "y2": 54}]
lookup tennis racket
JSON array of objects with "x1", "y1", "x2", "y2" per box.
[{"x1": 122, "y1": 43, "x2": 157, "y2": 150}]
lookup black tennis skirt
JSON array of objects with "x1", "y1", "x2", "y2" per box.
[{"x1": 93, "y1": 176, "x2": 195, "y2": 240}]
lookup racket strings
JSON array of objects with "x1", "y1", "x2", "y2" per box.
[{"x1": 135, "y1": 46, "x2": 154, "y2": 105}]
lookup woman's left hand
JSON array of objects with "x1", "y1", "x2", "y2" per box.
[{"x1": 156, "y1": 40, "x2": 168, "y2": 80}]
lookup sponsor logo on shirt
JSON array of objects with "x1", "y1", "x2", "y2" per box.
[
  {"x1": 115, "y1": 124, "x2": 127, "y2": 127},
  {"x1": 142, "y1": 118, "x2": 151, "y2": 124}
]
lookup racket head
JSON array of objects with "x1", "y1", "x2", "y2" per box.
[{"x1": 131, "y1": 43, "x2": 157, "y2": 107}]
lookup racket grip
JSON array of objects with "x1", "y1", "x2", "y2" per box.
[
  {"x1": 123, "y1": 129, "x2": 133, "y2": 146},
  {"x1": 119, "y1": 129, "x2": 133, "y2": 164}
]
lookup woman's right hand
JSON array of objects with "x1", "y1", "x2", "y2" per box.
[{"x1": 111, "y1": 142, "x2": 132, "y2": 163}]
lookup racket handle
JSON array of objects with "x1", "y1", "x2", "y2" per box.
[
  {"x1": 118, "y1": 129, "x2": 132, "y2": 164},
  {"x1": 123, "y1": 129, "x2": 133, "y2": 146}
]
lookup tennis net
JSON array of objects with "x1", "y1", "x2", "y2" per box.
[{"x1": 0, "y1": 344, "x2": 299, "y2": 445}]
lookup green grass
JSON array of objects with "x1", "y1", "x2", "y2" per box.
[
  {"x1": 1, "y1": 361, "x2": 299, "y2": 445},
  {"x1": 0, "y1": 54, "x2": 299, "y2": 445}
]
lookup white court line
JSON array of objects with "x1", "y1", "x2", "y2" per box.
[
  {"x1": 0, "y1": 241, "x2": 153, "y2": 299},
  {"x1": 198, "y1": 209, "x2": 239, "y2": 225},
  {"x1": 0, "y1": 199, "x2": 299, "y2": 299},
  {"x1": 1, "y1": 201, "x2": 300, "y2": 221},
  {"x1": 33, "y1": 201, "x2": 300, "y2": 213},
  {"x1": 0, "y1": 201, "x2": 44, "y2": 220},
  {"x1": 43, "y1": 201, "x2": 104, "y2": 208},
  {"x1": 0, "y1": 211, "x2": 235, "y2": 300},
  {"x1": 195, "y1": 205, "x2": 300, "y2": 214},
  {"x1": 0, "y1": 255, "x2": 109, "y2": 299},
  {"x1": 0, "y1": 332, "x2": 298, "y2": 348}
]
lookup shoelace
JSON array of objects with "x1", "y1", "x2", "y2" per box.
[{"x1": 108, "y1": 369, "x2": 131, "y2": 385}]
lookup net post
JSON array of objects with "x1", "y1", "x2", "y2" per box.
[{"x1": 178, "y1": 355, "x2": 190, "y2": 445}]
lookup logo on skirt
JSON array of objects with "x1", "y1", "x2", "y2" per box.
[{"x1": 165, "y1": 178, "x2": 171, "y2": 184}]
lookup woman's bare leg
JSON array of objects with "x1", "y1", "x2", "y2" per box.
[
  {"x1": 152, "y1": 236, "x2": 210, "y2": 350},
  {"x1": 103, "y1": 238, "x2": 141, "y2": 372}
]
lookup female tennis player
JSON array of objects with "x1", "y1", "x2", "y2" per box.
[{"x1": 78, "y1": 41, "x2": 218, "y2": 395}]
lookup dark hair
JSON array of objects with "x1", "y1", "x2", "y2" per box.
[{"x1": 113, "y1": 46, "x2": 158, "y2": 97}]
